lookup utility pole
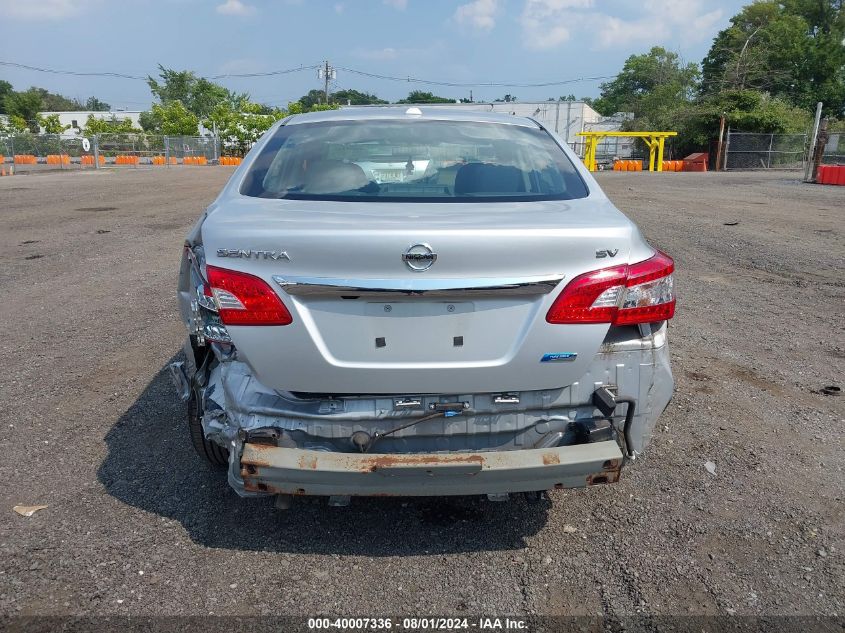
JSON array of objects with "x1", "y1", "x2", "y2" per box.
[
  {"x1": 810, "y1": 118, "x2": 829, "y2": 183},
  {"x1": 804, "y1": 101, "x2": 824, "y2": 182},
  {"x1": 715, "y1": 114, "x2": 726, "y2": 172},
  {"x1": 318, "y1": 61, "x2": 336, "y2": 105}
]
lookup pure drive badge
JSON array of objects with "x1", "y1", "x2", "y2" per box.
[{"x1": 540, "y1": 352, "x2": 578, "y2": 362}]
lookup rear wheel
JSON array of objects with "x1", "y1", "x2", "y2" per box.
[{"x1": 188, "y1": 390, "x2": 229, "y2": 467}]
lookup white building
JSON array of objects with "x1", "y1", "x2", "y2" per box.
[
  {"x1": 341, "y1": 101, "x2": 627, "y2": 151},
  {"x1": 38, "y1": 110, "x2": 145, "y2": 136}
]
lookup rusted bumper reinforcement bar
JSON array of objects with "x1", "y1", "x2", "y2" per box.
[{"x1": 240, "y1": 441, "x2": 624, "y2": 497}]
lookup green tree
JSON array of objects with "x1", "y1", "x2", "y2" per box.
[
  {"x1": 0, "y1": 80, "x2": 13, "y2": 114},
  {"x1": 296, "y1": 89, "x2": 329, "y2": 108},
  {"x1": 286, "y1": 101, "x2": 339, "y2": 115},
  {"x1": 138, "y1": 110, "x2": 158, "y2": 133},
  {"x1": 139, "y1": 101, "x2": 199, "y2": 135},
  {"x1": 297, "y1": 88, "x2": 386, "y2": 107},
  {"x1": 38, "y1": 113, "x2": 71, "y2": 134},
  {"x1": 0, "y1": 114, "x2": 28, "y2": 134},
  {"x1": 397, "y1": 91, "x2": 455, "y2": 104},
  {"x1": 82, "y1": 115, "x2": 142, "y2": 135},
  {"x1": 592, "y1": 46, "x2": 700, "y2": 117},
  {"x1": 84, "y1": 96, "x2": 111, "y2": 111},
  {"x1": 702, "y1": 0, "x2": 844, "y2": 115},
  {"x1": 626, "y1": 89, "x2": 812, "y2": 157},
  {"x1": 203, "y1": 101, "x2": 286, "y2": 154},
  {"x1": 0, "y1": 82, "x2": 114, "y2": 117},
  {"x1": 331, "y1": 89, "x2": 387, "y2": 105},
  {"x1": 26, "y1": 87, "x2": 82, "y2": 111},
  {"x1": 494, "y1": 94, "x2": 518, "y2": 102},
  {"x1": 147, "y1": 65, "x2": 248, "y2": 118},
  {"x1": 4, "y1": 89, "x2": 43, "y2": 132}
]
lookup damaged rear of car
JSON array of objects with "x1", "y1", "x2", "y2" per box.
[{"x1": 171, "y1": 107, "x2": 675, "y2": 503}]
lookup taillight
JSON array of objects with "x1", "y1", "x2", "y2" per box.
[
  {"x1": 205, "y1": 265, "x2": 293, "y2": 326},
  {"x1": 546, "y1": 251, "x2": 675, "y2": 325},
  {"x1": 615, "y1": 251, "x2": 675, "y2": 324}
]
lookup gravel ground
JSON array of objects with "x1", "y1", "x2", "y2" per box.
[{"x1": 0, "y1": 168, "x2": 842, "y2": 622}]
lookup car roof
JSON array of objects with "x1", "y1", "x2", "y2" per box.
[{"x1": 285, "y1": 106, "x2": 541, "y2": 128}]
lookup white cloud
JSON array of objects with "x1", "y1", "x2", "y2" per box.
[
  {"x1": 334, "y1": 2, "x2": 345, "y2": 13},
  {"x1": 217, "y1": 58, "x2": 265, "y2": 75},
  {"x1": 520, "y1": 0, "x2": 723, "y2": 50},
  {"x1": 453, "y1": 0, "x2": 500, "y2": 33},
  {"x1": 383, "y1": 0, "x2": 408, "y2": 8},
  {"x1": 353, "y1": 41, "x2": 447, "y2": 63},
  {"x1": 519, "y1": 0, "x2": 593, "y2": 48},
  {"x1": 216, "y1": 0, "x2": 256, "y2": 16},
  {"x1": 0, "y1": 0, "x2": 95, "y2": 20},
  {"x1": 354, "y1": 47, "x2": 400, "y2": 61}
]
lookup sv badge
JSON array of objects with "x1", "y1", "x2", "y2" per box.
[{"x1": 596, "y1": 249, "x2": 619, "y2": 258}]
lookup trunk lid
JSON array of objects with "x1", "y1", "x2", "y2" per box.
[{"x1": 201, "y1": 196, "x2": 636, "y2": 394}]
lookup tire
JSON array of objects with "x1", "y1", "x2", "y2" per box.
[{"x1": 188, "y1": 391, "x2": 229, "y2": 467}]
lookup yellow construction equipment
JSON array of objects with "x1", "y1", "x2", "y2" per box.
[{"x1": 577, "y1": 131, "x2": 678, "y2": 172}]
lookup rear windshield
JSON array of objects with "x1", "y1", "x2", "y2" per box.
[{"x1": 240, "y1": 119, "x2": 588, "y2": 202}]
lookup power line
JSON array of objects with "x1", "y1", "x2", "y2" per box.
[
  {"x1": 0, "y1": 60, "x2": 322, "y2": 81},
  {"x1": 209, "y1": 64, "x2": 321, "y2": 79},
  {"x1": 336, "y1": 66, "x2": 615, "y2": 88},
  {"x1": 1, "y1": 59, "x2": 614, "y2": 89},
  {"x1": 0, "y1": 60, "x2": 146, "y2": 80}
]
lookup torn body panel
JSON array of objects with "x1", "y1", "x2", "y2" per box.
[{"x1": 176, "y1": 317, "x2": 672, "y2": 497}]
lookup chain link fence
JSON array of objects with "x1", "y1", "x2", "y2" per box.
[
  {"x1": 0, "y1": 134, "x2": 90, "y2": 171},
  {"x1": 164, "y1": 135, "x2": 219, "y2": 163},
  {"x1": 570, "y1": 139, "x2": 646, "y2": 170},
  {"x1": 95, "y1": 133, "x2": 165, "y2": 166},
  {"x1": 820, "y1": 132, "x2": 844, "y2": 165},
  {"x1": 0, "y1": 133, "x2": 221, "y2": 172},
  {"x1": 724, "y1": 132, "x2": 808, "y2": 170}
]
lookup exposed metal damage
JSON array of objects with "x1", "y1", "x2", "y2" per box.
[{"x1": 172, "y1": 239, "x2": 673, "y2": 501}]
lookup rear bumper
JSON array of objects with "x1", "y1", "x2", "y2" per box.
[
  {"x1": 183, "y1": 322, "x2": 673, "y2": 498},
  {"x1": 237, "y1": 440, "x2": 624, "y2": 497}
]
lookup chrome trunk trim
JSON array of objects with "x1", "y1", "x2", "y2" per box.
[{"x1": 272, "y1": 274, "x2": 565, "y2": 298}]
